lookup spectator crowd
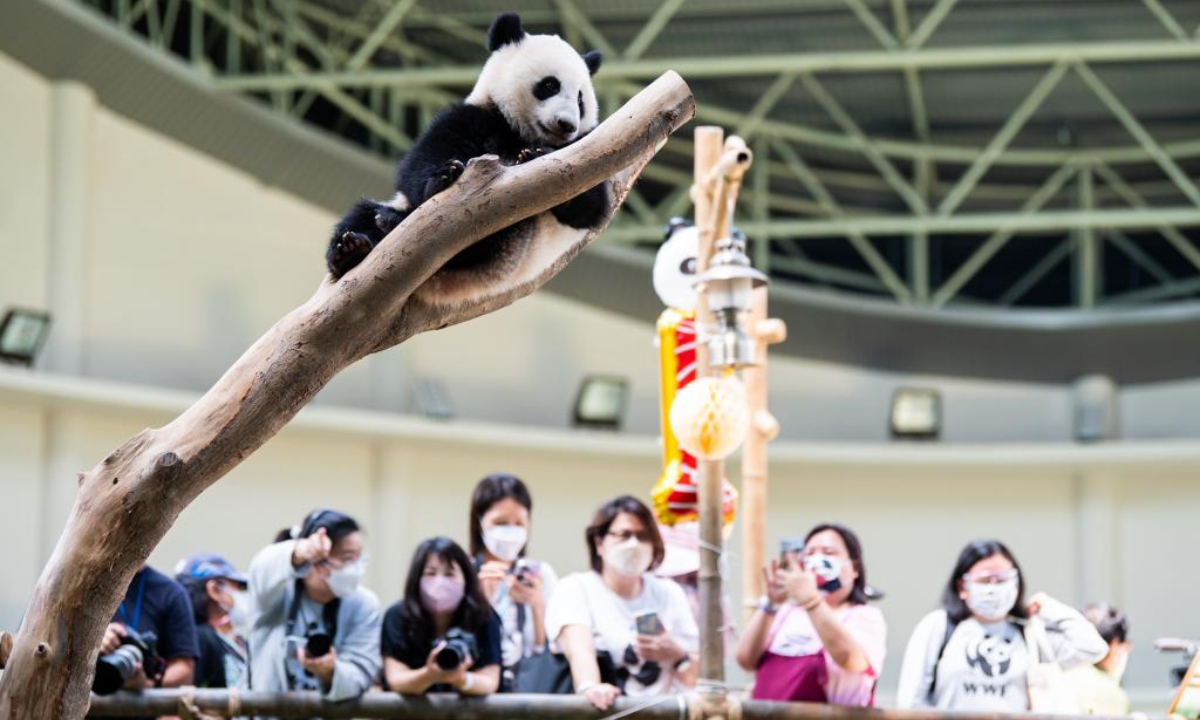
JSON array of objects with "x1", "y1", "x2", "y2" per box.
[{"x1": 95, "y1": 473, "x2": 1132, "y2": 719}]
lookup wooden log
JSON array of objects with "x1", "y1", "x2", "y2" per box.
[{"x1": 0, "y1": 72, "x2": 694, "y2": 720}]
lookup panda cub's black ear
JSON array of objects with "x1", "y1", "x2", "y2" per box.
[
  {"x1": 582, "y1": 50, "x2": 602, "y2": 76},
  {"x1": 488, "y1": 13, "x2": 526, "y2": 51}
]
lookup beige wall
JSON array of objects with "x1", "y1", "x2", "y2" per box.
[{"x1": 2, "y1": 49, "x2": 1199, "y2": 709}]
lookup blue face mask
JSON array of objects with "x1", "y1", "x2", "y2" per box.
[{"x1": 965, "y1": 578, "x2": 1018, "y2": 620}]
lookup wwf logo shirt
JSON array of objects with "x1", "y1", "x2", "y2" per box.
[{"x1": 895, "y1": 597, "x2": 1109, "y2": 713}]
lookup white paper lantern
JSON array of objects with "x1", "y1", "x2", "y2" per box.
[{"x1": 669, "y1": 376, "x2": 750, "y2": 460}]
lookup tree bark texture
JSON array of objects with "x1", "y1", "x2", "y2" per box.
[{"x1": 0, "y1": 71, "x2": 694, "y2": 720}]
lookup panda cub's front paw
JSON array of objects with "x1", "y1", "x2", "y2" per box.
[
  {"x1": 423, "y1": 160, "x2": 466, "y2": 199},
  {"x1": 517, "y1": 146, "x2": 548, "y2": 164},
  {"x1": 375, "y1": 207, "x2": 407, "y2": 234},
  {"x1": 328, "y1": 231, "x2": 374, "y2": 277}
]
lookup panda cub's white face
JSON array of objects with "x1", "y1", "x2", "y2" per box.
[{"x1": 466, "y1": 16, "x2": 601, "y2": 148}]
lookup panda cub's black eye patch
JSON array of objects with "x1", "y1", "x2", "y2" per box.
[{"x1": 533, "y1": 76, "x2": 560, "y2": 101}]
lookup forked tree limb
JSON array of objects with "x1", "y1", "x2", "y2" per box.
[{"x1": 0, "y1": 71, "x2": 694, "y2": 720}]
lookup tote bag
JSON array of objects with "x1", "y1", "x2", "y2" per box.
[{"x1": 1024, "y1": 616, "x2": 1082, "y2": 714}]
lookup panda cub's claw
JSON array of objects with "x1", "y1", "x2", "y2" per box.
[
  {"x1": 329, "y1": 231, "x2": 374, "y2": 277},
  {"x1": 375, "y1": 207, "x2": 407, "y2": 234},
  {"x1": 423, "y1": 159, "x2": 466, "y2": 199},
  {"x1": 517, "y1": 146, "x2": 548, "y2": 164}
]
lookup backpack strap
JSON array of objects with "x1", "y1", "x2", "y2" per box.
[{"x1": 929, "y1": 612, "x2": 959, "y2": 700}]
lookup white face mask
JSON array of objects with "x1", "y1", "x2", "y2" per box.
[
  {"x1": 964, "y1": 578, "x2": 1019, "y2": 621},
  {"x1": 483, "y1": 524, "x2": 528, "y2": 563},
  {"x1": 225, "y1": 590, "x2": 252, "y2": 630},
  {"x1": 326, "y1": 559, "x2": 365, "y2": 598},
  {"x1": 604, "y1": 537, "x2": 653, "y2": 577}
]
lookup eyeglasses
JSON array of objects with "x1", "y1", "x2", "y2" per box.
[
  {"x1": 607, "y1": 530, "x2": 653, "y2": 543},
  {"x1": 963, "y1": 568, "x2": 1018, "y2": 585}
]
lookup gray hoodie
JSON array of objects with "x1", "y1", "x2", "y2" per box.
[{"x1": 244, "y1": 540, "x2": 381, "y2": 718}]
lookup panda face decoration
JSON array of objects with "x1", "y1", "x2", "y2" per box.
[
  {"x1": 653, "y1": 224, "x2": 700, "y2": 311},
  {"x1": 467, "y1": 14, "x2": 602, "y2": 148}
]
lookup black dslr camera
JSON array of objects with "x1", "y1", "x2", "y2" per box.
[
  {"x1": 93, "y1": 628, "x2": 164, "y2": 696},
  {"x1": 305, "y1": 630, "x2": 334, "y2": 658},
  {"x1": 434, "y1": 628, "x2": 478, "y2": 671}
]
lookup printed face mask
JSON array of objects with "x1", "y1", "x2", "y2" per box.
[
  {"x1": 964, "y1": 578, "x2": 1019, "y2": 621},
  {"x1": 420, "y1": 575, "x2": 466, "y2": 614},
  {"x1": 804, "y1": 554, "x2": 844, "y2": 594},
  {"x1": 326, "y1": 559, "x2": 365, "y2": 598},
  {"x1": 483, "y1": 524, "x2": 528, "y2": 563},
  {"x1": 605, "y1": 537, "x2": 653, "y2": 577}
]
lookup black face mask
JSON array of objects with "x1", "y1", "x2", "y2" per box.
[{"x1": 623, "y1": 644, "x2": 662, "y2": 687}]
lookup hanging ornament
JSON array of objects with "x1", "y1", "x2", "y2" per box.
[{"x1": 669, "y1": 375, "x2": 750, "y2": 461}]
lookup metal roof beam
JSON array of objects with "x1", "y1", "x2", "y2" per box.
[
  {"x1": 212, "y1": 39, "x2": 1200, "y2": 91},
  {"x1": 601, "y1": 207, "x2": 1200, "y2": 241}
]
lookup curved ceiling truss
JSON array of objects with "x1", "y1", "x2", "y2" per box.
[{"x1": 60, "y1": 0, "x2": 1200, "y2": 310}]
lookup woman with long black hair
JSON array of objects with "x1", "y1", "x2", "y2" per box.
[
  {"x1": 896, "y1": 538, "x2": 1107, "y2": 711},
  {"x1": 382, "y1": 537, "x2": 503, "y2": 695}
]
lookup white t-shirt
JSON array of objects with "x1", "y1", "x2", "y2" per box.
[{"x1": 546, "y1": 571, "x2": 699, "y2": 697}]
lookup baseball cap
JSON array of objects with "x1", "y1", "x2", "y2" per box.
[{"x1": 174, "y1": 553, "x2": 248, "y2": 588}]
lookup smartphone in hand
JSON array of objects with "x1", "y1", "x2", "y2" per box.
[{"x1": 635, "y1": 610, "x2": 664, "y2": 636}]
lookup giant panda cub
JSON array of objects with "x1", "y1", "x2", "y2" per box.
[{"x1": 325, "y1": 12, "x2": 609, "y2": 299}]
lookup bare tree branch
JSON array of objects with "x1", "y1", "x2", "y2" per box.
[{"x1": 0, "y1": 71, "x2": 694, "y2": 720}]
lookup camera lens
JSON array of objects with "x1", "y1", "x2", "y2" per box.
[
  {"x1": 93, "y1": 645, "x2": 144, "y2": 695},
  {"x1": 305, "y1": 632, "x2": 333, "y2": 658},
  {"x1": 435, "y1": 643, "x2": 464, "y2": 671}
]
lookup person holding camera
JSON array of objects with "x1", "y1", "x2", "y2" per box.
[
  {"x1": 736, "y1": 523, "x2": 886, "y2": 707},
  {"x1": 469, "y1": 473, "x2": 559, "y2": 689},
  {"x1": 94, "y1": 564, "x2": 199, "y2": 720},
  {"x1": 245, "y1": 509, "x2": 381, "y2": 714},
  {"x1": 174, "y1": 553, "x2": 251, "y2": 689},
  {"x1": 381, "y1": 536, "x2": 502, "y2": 695},
  {"x1": 546, "y1": 495, "x2": 699, "y2": 710}
]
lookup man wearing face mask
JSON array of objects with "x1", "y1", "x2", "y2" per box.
[
  {"x1": 246, "y1": 509, "x2": 381, "y2": 718},
  {"x1": 547, "y1": 495, "x2": 699, "y2": 710},
  {"x1": 1066, "y1": 603, "x2": 1133, "y2": 715},
  {"x1": 175, "y1": 554, "x2": 252, "y2": 689},
  {"x1": 897, "y1": 539, "x2": 1107, "y2": 712}
]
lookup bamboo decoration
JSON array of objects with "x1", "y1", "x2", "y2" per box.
[
  {"x1": 690, "y1": 128, "x2": 754, "y2": 694},
  {"x1": 740, "y1": 290, "x2": 786, "y2": 622},
  {"x1": 0, "y1": 73, "x2": 694, "y2": 720}
]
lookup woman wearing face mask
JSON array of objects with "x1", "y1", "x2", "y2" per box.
[
  {"x1": 896, "y1": 539, "x2": 1107, "y2": 711},
  {"x1": 736, "y1": 523, "x2": 886, "y2": 706},
  {"x1": 246, "y1": 509, "x2": 381, "y2": 716},
  {"x1": 469, "y1": 473, "x2": 559, "y2": 689},
  {"x1": 175, "y1": 554, "x2": 252, "y2": 688},
  {"x1": 382, "y1": 537, "x2": 502, "y2": 695},
  {"x1": 546, "y1": 495, "x2": 699, "y2": 710}
]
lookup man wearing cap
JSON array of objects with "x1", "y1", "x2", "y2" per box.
[
  {"x1": 175, "y1": 553, "x2": 252, "y2": 689},
  {"x1": 96, "y1": 564, "x2": 199, "y2": 720}
]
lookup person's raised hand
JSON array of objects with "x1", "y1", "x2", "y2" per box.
[
  {"x1": 507, "y1": 569, "x2": 544, "y2": 609},
  {"x1": 762, "y1": 561, "x2": 788, "y2": 606},
  {"x1": 292, "y1": 527, "x2": 332, "y2": 568},
  {"x1": 780, "y1": 563, "x2": 820, "y2": 608},
  {"x1": 101, "y1": 623, "x2": 127, "y2": 655},
  {"x1": 582, "y1": 683, "x2": 621, "y2": 710},
  {"x1": 477, "y1": 560, "x2": 510, "y2": 600}
]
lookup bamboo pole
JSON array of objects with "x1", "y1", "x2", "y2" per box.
[
  {"x1": 85, "y1": 690, "x2": 1150, "y2": 720},
  {"x1": 740, "y1": 289, "x2": 786, "y2": 623},
  {"x1": 692, "y1": 126, "x2": 725, "y2": 689}
]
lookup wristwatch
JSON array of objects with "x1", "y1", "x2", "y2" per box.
[
  {"x1": 756, "y1": 595, "x2": 780, "y2": 615},
  {"x1": 673, "y1": 652, "x2": 693, "y2": 672}
]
